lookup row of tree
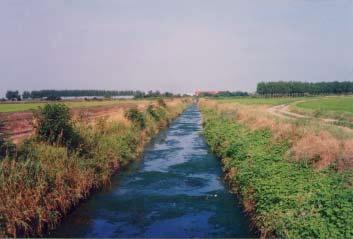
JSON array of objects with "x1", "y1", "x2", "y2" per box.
[
  {"x1": 25, "y1": 90, "x2": 142, "y2": 99},
  {"x1": 257, "y1": 81, "x2": 353, "y2": 96},
  {"x1": 3, "y1": 90, "x2": 185, "y2": 101},
  {"x1": 134, "y1": 90, "x2": 186, "y2": 98},
  {"x1": 196, "y1": 91, "x2": 249, "y2": 97}
]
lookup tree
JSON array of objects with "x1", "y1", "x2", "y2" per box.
[
  {"x1": 22, "y1": 91, "x2": 31, "y2": 99},
  {"x1": 6, "y1": 90, "x2": 21, "y2": 101}
]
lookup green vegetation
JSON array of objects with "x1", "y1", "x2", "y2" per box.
[
  {"x1": 0, "y1": 100, "x2": 189, "y2": 237},
  {"x1": 201, "y1": 108, "x2": 353, "y2": 238},
  {"x1": 257, "y1": 81, "x2": 353, "y2": 96},
  {"x1": 291, "y1": 96, "x2": 353, "y2": 128},
  {"x1": 34, "y1": 104, "x2": 81, "y2": 148},
  {"x1": 295, "y1": 97, "x2": 353, "y2": 114},
  {"x1": 124, "y1": 107, "x2": 146, "y2": 129}
]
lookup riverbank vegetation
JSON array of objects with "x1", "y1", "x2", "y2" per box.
[
  {"x1": 200, "y1": 99, "x2": 353, "y2": 238},
  {"x1": 0, "y1": 98, "x2": 190, "y2": 237}
]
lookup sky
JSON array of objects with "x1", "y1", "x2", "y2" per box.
[{"x1": 0, "y1": 0, "x2": 352, "y2": 96}]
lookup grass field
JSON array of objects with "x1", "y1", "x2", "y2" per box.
[
  {"x1": 0, "y1": 100, "x2": 140, "y2": 113},
  {"x1": 295, "y1": 96, "x2": 353, "y2": 114}
]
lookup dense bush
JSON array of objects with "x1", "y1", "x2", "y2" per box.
[
  {"x1": 147, "y1": 105, "x2": 167, "y2": 122},
  {"x1": 124, "y1": 108, "x2": 146, "y2": 129},
  {"x1": 34, "y1": 103, "x2": 80, "y2": 148}
]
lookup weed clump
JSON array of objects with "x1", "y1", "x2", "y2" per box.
[
  {"x1": 147, "y1": 105, "x2": 166, "y2": 122},
  {"x1": 124, "y1": 107, "x2": 146, "y2": 129},
  {"x1": 34, "y1": 104, "x2": 80, "y2": 149}
]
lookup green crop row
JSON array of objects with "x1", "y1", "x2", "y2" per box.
[{"x1": 201, "y1": 108, "x2": 353, "y2": 238}]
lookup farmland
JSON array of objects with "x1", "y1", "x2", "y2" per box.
[{"x1": 0, "y1": 99, "x2": 144, "y2": 113}]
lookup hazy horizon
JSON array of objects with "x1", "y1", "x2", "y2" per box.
[{"x1": 1, "y1": 0, "x2": 352, "y2": 97}]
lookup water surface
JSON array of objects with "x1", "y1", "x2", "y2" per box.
[{"x1": 51, "y1": 105, "x2": 255, "y2": 238}]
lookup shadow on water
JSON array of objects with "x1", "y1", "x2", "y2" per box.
[{"x1": 50, "y1": 105, "x2": 257, "y2": 238}]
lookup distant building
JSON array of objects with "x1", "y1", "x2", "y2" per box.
[{"x1": 195, "y1": 91, "x2": 220, "y2": 96}]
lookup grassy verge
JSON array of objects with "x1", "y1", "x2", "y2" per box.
[
  {"x1": 0, "y1": 99, "x2": 190, "y2": 237},
  {"x1": 201, "y1": 107, "x2": 353, "y2": 238}
]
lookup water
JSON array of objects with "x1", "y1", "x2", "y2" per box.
[{"x1": 51, "y1": 105, "x2": 255, "y2": 238}]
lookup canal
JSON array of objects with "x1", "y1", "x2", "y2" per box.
[{"x1": 51, "y1": 105, "x2": 255, "y2": 238}]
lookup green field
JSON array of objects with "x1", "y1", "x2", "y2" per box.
[
  {"x1": 0, "y1": 100, "x2": 137, "y2": 113},
  {"x1": 295, "y1": 96, "x2": 353, "y2": 114}
]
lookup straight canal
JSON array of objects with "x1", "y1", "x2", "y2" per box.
[{"x1": 51, "y1": 105, "x2": 255, "y2": 238}]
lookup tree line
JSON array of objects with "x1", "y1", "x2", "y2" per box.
[
  {"x1": 198, "y1": 91, "x2": 249, "y2": 97},
  {"x1": 4, "y1": 90, "x2": 184, "y2": 100},
  {"x1": 26, "y1": 90, "x2": 142, "y2": 99},
  {"x1": 257, "y1": 81, "x2": 353, "y2": 96}
]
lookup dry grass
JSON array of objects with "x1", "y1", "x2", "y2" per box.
[
  {"x1": 290, "y1": 132, "x2": 341, "y2": 170},
  {"x1": 199, "y1": 99, "x2": 353, "y2": 171},
  {"x1": 338, "y1": 140, "x2": 353, "y2": 171}
]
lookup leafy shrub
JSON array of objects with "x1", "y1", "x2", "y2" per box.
[
  {"x1": 34, "y1": 103, "x2": 81, "y2": 148},
  {"x1": 124, "y1": 107, "x2": 146, "y2": 129},
  {"x1": 147, "y1": 105, "x2": 166, "y2": 122}
]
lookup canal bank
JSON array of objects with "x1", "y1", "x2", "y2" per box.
[{"x1": 50, "y1": 105, "x2": 255, "y2": 238}]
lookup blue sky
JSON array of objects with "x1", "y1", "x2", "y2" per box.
[{"x1": 0, "y1": 0, "x2": 352, "y2": 96}]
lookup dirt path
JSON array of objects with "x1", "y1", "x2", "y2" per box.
[{"x1": 267, "y1": 104, "x2": 353, "y2": 133}]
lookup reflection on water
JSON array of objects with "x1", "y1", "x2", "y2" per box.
[{"x1": 50, "y1": 105, "x2": 256, "y2": 238}]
